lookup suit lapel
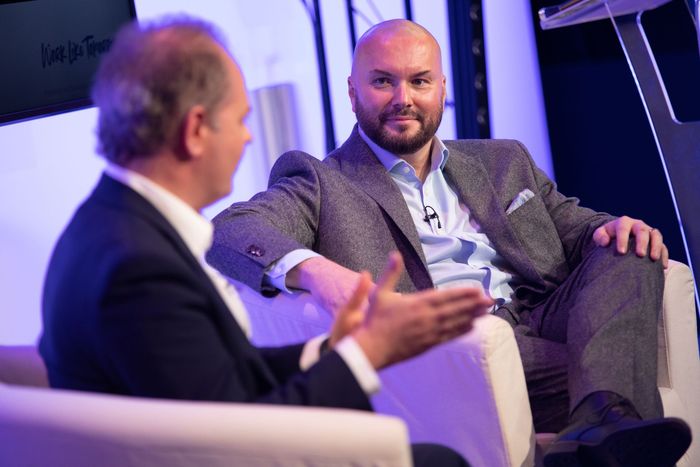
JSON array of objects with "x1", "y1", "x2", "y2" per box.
[
  {"x1": 329, "y1": 129, "x2": 543, "y2": 286},
  {"x1": 331, "y1": 128, "x2": 429, "y2": 269},
  {"x1": 93, "y1": 175, "x2": 279, "y2": 387},
  {"x1": 94, "y1": 175, "x2": 205, "y2": 274},
  {"x1": 442, "y1": 149, "x2": 541, "y2": 284}
]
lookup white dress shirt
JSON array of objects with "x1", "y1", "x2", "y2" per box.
[
  {"x1": 359, "y1": 129, "x2": 520, "y2": 308},
  {"x1": 265, "y1": 131, "x2": 521, "y2": 309}
]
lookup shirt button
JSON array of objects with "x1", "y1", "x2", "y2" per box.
[{"x1": 246, "y1": 245, "x2": 265, "y2": 257}]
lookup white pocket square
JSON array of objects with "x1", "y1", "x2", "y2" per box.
[{"x1": 506, "y1": 189, "x2": 535, "y2": 215}]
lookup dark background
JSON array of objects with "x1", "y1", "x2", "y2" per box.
[{"x1": 529, "y1": 0, "x2": 700, "y2": 264}]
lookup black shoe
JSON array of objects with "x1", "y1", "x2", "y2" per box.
[{"x1": 543, "y1": 395, "x2": 691, "y2": 467}]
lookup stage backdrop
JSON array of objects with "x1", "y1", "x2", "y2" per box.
[{"x1": 0, "y1": 0, "x2": 549, "y2": 344}]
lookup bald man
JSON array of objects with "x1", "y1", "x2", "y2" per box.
[
  {"x1": 209, "y1": 19, "x2": 691, "y2": 466},
  {"x1": 40, "y1": 17, "x2": 487, "y2": 466}
]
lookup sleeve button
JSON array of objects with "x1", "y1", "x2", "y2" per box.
[{"x1": 246, "y1": 245, "x2": 265, "y2": 257}]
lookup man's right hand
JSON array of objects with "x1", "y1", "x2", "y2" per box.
[
  {"x1": 286, "y1": 256, "x2": 373, "y2": 316},
  {"x1": 348, "y1": 252, "x2": 493, "y2": 370}
]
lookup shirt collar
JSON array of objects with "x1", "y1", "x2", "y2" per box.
[
  {"x1": 357, "y1": 125, "x2": 449, "y2": 176},
  {"x1": 104, "y1": 163, "x2": 214, "y2": 260}
]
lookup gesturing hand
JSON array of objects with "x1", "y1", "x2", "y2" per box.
[
  {"x1": 329, "y1": 271, "x2": 373, "y2": 348},
  {"x1": 351, "y1": 252, "x2": 494, "y2": 370},
  {"x1": 593, "y1": 216, "x2": 668, "y2": 268}
]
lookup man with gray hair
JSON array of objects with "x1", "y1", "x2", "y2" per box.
[
  {"x1": 39, "y1": 16, "x2": 486, "y2": 466},
  {"x1": 209, "y1": 19, "x2": 692, "y2": 466}
]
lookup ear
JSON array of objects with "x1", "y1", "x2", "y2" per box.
[
  {"x1": 441, "y1": 75, "x2": 447, "y2": 107},
  {"x1": 347, "y1": 77, "x2": 357, "y2": 113},
  {"x1": 181, "y1": 105, "x2": 209, "y2": 160}
]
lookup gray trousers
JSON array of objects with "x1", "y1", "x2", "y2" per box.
[{"x1": 497, "y1": 242, "x2": 664, "y2": 433}]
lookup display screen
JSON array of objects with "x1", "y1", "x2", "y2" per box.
[{"x1": 0, "y1": 0, "x2": 137, "y2": 125}]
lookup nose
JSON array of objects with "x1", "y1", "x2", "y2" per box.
[{"x1": 391, "y1": 81, "x2": 413, "y2": 108}]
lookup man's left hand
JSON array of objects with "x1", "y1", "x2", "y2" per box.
[{"x1": 593, "y1": 216, "x2": 668, "y2": 268}]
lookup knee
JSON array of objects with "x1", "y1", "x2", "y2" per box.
[
  {"x1": 588, "y1": 239, "x2": 664, "y2": 285},
  {"x1": 584, "y1": 240, "x2": 665, "y2": 321}
]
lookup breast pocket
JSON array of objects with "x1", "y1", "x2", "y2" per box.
[{"x1": 506, "y1": 194, "x2": 569, "y2": 282}]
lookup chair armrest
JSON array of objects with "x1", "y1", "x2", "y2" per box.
[
  {"x1": 239, "y1": 283, "x2": 332, "y2": 346},
  {"x1": 0, "y1": 384, "x2": 411, "y2": 467},
  {"x1": 374, "y1": 314, "x2": 535, "y2": 467},
  {"x1": 657, "y1": 260, "x2": 699, "y2": 467},
  {"x1": 658, "y1": 260, "x2": 699, "y2": 391},
  {"x1": 238, "y1": 282, "x2": 535, "y2": 467}
]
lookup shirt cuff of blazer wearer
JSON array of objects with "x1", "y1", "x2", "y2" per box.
[
  {"x1": 300, "y1": 334, "x2": 328, "y2": 370},
  {"x1": 300, "y1": 334, "x2": 381, "y2": 396},
  {"x1": 263, "y1": 249, "x2": 322, "y2": 293}
]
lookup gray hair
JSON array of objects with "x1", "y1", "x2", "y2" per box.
[{"x1": 91, "y1": 16, "x2": 231, "y2": 165}]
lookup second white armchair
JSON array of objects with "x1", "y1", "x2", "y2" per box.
[{"x1": 238, "y1": 260, "x2": 699, "y2": 467}]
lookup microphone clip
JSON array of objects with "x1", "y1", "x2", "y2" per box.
[{"x1": 423, "y1": 205, "x2": 442, "y2": 229}]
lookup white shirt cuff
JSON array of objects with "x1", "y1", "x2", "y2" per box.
[
  {"x1": 299, "y1": 333, "x2": 327, "y2": 371},
  {"x1": 334, "y1": 336, "x2": 381, "y2": 395},
  {"x1": 299, "y1": 335, "x2": 381, "y2": 396},
  {"x1": 263, "y1": 249, "x2": 321, "y2": 293}
]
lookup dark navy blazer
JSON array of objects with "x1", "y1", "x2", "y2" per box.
[{"x1": 40, "y1": 175, "x2": 370, "y2": 410}]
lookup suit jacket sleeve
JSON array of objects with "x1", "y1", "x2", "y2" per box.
[
  {"x1": 207, "y1": 151, "x2": 324, "y2": 294},
  {"x1": 97, "y1": 250, "x2": 370, "y2": 410}
]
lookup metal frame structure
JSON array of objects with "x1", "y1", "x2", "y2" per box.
[
  {"x1": 541, "y1": 0, "x2": 700, "y2": 313},
  {"x1": 447, "y1": 0, "x2": 490, "y2": 139}
]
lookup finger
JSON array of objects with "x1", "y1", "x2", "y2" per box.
[
  {"x1": 661, "y1": 245, "x2": 669, "y2": 269},
  {"x1": 592, "y1": 225, "x2": 611, "y2": 247},
  {"x1": 414, "y1": 286, "x2": 485, "y2": 305},
  {"x1": 648, "y1": 229, "x2": 663, "y2": 261},
  {"x1": 634, "y1": 225, "x2": 651, "y2": 258},
  {"x1": 437, "y1": 312, "x2": 480, "y2": 341},
  {"x1": 615, "y1": 217, "x2": 633, "y2": 254},
  {"x1": 341, "y1": 271, "x2": 372, "y2": 312},
  {"x1": 433, "y1": 296, "x2": 494, "y2": 323},
  {"x1": 337, "y1": 310, "x2": 365, "y2": 330},
  {"x1": 375, "y1": 251, "x2": 404, "y2": 293},
  {"x1": 474, "y1": 296, "x2": 495, "y2": 315}
]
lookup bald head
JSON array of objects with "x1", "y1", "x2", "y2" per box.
[
  {"x1": 351, "y1": 19, "x2": 442, "y2": 78},
  {"x1": 348, "y1": 19, "x2": 446, "y2": 158}
]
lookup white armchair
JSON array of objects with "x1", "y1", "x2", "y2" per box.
[
  {"x1": 656, "y1": 260, "x2": 700, "y2": 467},
  {"x1": 238, "y1": 260, "x2": 699, "y2": 467},
  {"x1": 0, "y1": 346, "x2": 413, "y2": 467}
]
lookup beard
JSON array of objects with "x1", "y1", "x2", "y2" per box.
[{"x1": 355, "y1": 99, "x2": 443, "y2": 155}]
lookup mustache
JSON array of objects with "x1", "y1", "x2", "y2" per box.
[{"x1": 379, "y1": 108, "x2": 423, "y2": 122}]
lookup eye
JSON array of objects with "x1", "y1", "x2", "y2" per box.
[
  {"x1": 372, "y1": 77, "x2": 392, "y2": 87},
  {"x1": 412, "y1": 78, "x2": 430, "y2": 86}
]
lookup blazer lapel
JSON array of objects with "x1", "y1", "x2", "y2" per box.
[
  {"x1": 331, "y1": 128, "x2": 429, "y2": 269},
  {"x1": 93, "y1": 175, "x2": 206, "y2": 275},
  {"x1": 93, "y1": 175, "x2": 279, "y2": 387},
  {"x1": 443, "y1": 149, "x2": 542, "y2": 284}
]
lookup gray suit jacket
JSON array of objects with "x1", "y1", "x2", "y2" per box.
[{"x1": 208, "y1": 127, "x2": 613, "y2": 320}]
